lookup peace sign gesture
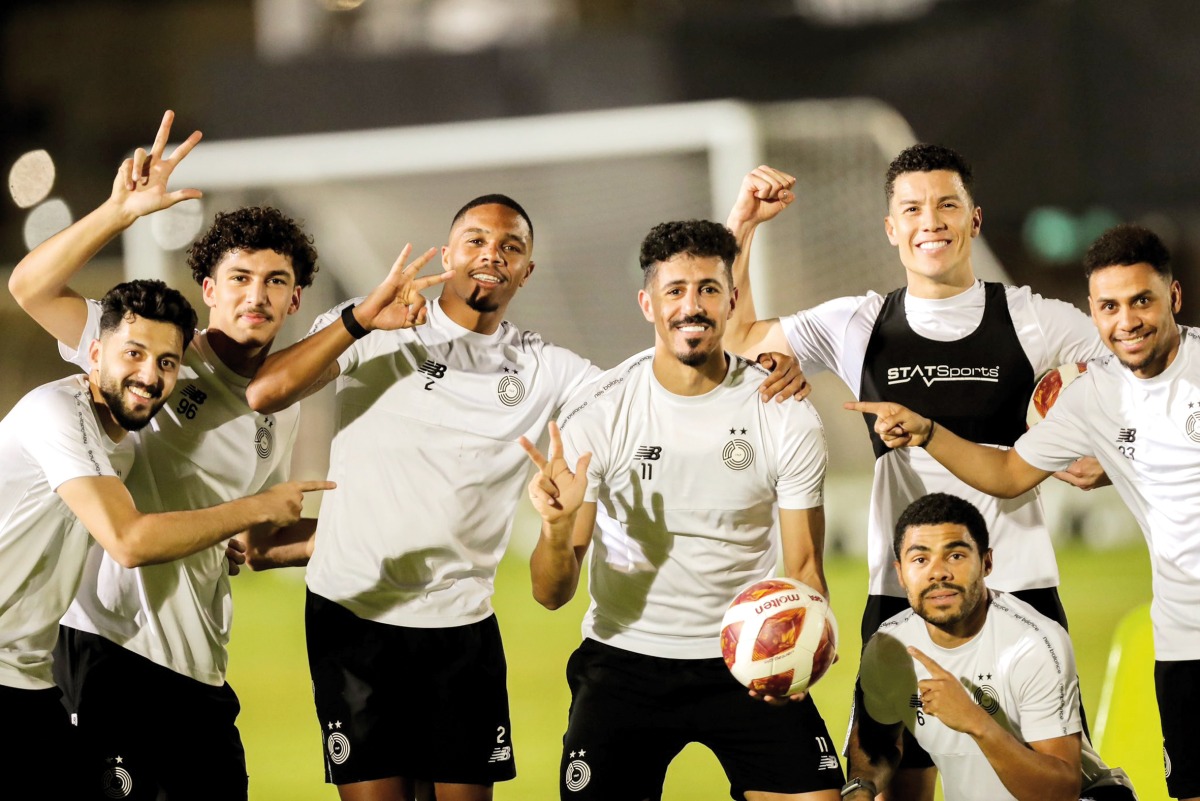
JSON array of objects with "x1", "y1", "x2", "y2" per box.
[
  {"x1": 519, "y1": 421, "x2": 592, "y2": 528},
  {"x1": 110, "y1": 110, "x2": 203, "y2": 220},
  {"x1": 353, "y1": 244, "x2": 455, "y2": 332},
  {"x1": 908, "y1": 646, "x2": 989, "y2": 737}
]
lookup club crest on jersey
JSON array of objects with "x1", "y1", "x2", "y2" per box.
[
  {"x1": 1186, "y1": 410, "x2": 1200, "y2": 443},
  {"x1": 722, "y1": 439, "x2": 754, "y2": 470},
  {"x1": 326, "y1": 721, "x2": 350, "y2": 765},
  {"x1": 255, "y1": 417, "x2": 274, "y2": 459},
  {"x1": 101, "y1": 755, "x2": 133, "y2": 799},
  {"x1": 497, "y1": 375, "x2": 526, "y2": 407},
  {"x1": 973, "y1": 684, "x2": 1001, "y2": 715},
  {"x1": 565, "y1": 749, "x2": 591, "y2": 792},
  {"x1": 886, "y1": 364, "x2": 1000, "y2": 386}
]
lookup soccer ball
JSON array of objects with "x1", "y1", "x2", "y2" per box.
[
  {"x1": 1027, "y1": 362, "x2": 1089, "y2": 427},
  {"x1": 720, "y1": 578, "x2": 838, "y2": 697}
]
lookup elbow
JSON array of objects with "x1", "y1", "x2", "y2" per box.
[
  {"x1": 7, "y1": 272, "x2": 32, "y2": 309},
  {"x1": 533, "y1": 587, "x2": 570, "y2": 611},
  {"x1": 245, "y1": 380, "x2": 285, "y2": 414},
  {"x1": 108, "y1": 544, "x2": 154, "y2": 570}
]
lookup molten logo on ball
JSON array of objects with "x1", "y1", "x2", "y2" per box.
[{"x1": 720, "y1": 577, "x2": 838, "y2": 697}]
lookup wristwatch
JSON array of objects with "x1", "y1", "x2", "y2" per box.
[{"x1": 840, "y1": 777, "x2": 878, "y2": 798}]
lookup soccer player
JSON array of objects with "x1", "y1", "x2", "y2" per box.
[
  {"x1": 246, "y1": 194, "x2": 806, "y2": 801},
  {"x1": 850, "y1": 224, "x2": 1200, "y2": 801},
  {"x1": 843, "y1": 493, "x2": 1135, "y2": 801},
  {"x1": 8, "y1": 110, "x2": 325, "y2": 800},
  {"x1": 721, "y1": 150, "x2": 1108, "y2": 798},
  {"x1": 520, "y1": 219, "x2": 843, "y2": 801},
  {"x1": 0, "y1": 279, "x2": 324, "y2": 799}
]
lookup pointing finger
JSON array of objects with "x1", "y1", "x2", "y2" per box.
[
  {"x1": 298, "y1": 480, "x2": 337, "y2": 493},
  {"x1": 907, "y1": 646, "x2": 949, "y2": 676}
]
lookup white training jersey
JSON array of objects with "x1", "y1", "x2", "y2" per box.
[
  {"x1": 558, "y1": 349, "x2": 827, "y2": 660},
  {"x1": 779, "y1": 281, "x2": 1105, "y2": 596},
  {"x1": 305, "y1": 297, "x2": 599, "y2": 627},
  {"x1": 860, "y1": 592, "x2": 1132, "y2": 801},
  {"x1": 0, "y1": 375, "x2": 134, "y2": 690},
  {"x1": 58, "y1": 300, "x2": 300, "y2": 685},
  {"x1": 1016, "y1": 326, "x2": 1200, "y2": 661}
]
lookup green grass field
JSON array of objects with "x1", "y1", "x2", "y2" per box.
[{"x1": 228, "y1": 539, "x2": 1154, "y2": 800}]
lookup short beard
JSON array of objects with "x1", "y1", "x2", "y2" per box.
[
  {"x1": 912, "y1": 581, "x2": 986, "y2": 629},
  {"x1": 465, "y1": 287, "x2": 501, "y2": 313},
  {"x1": 675, "y1": 340, "x2": 709, "y2": 366},
  {"x1": 99, "y1": 375, "x2": 164, "y2": 433}
]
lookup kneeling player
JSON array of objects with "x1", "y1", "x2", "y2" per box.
[{"x1": 844, "y1": 493, "x2": 1135, "y2": 801}]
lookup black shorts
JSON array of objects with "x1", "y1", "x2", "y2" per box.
[
  {"x1": 52, "y1": 626, "x2": 247, "y2": 801},
  {"x1": 0, "y1": 683, "x2": 84, "y2": 796},
  {"x1": 559, "y1": 638, "x2": 844, "y2": 801},
  {"x1": 1155, "y1": 659, "x2": 1200, "y2": 799},
  {"x1": 305, "y1": 589, "x2": 516, "y2": 786},
  {"x1": 860, "y1": 587, "x2": 1076, "y2": 771}
]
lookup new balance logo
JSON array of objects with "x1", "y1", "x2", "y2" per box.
[
  {"x1": 419, "y1": 360, "x2": 448, "y2": 391},
  {"x1": 818, "y1": 755, "x2": 840, "y2": 770},
  {"x1": 635, "y1": 445, "x2": 661, "y2": 481},
  {"x1": 489, "y1": 746, "x2": 512, "y2": 763}
]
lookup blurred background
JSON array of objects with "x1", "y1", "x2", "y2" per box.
[{"x1": 1, "y1": 0, "x2": 1188, "y2": 798}]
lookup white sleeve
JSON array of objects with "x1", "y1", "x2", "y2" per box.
[
  {"x1": 533, "y1": 338, "x2": 603, "y2": 415},
  {"x1": 1008, "y1": 286, "x2": 1107, "y2": 374},
  {"x1": 57, "y1": 298, "x2": 102, "y2": 373},
  {"x1": 774, "y1": 400, "x2": 827, "y2": 510},
  {"x1": 778, "y1": 294, "x2": 881, "y2": 396},
  {"x1": 1013, "y1": 377, "x2": 1094, "y2": 472},
  {"x1": 17, "y1": 385, "x2": 121, "y2": 491},
  {"x1": 558, "y1": 391, "x2": 606, "y2": 504},
  {"x1": 1010, "y1": 628, "x2": 1083, "y2": 741}
]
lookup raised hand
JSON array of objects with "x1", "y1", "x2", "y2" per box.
[
  {"x1": 727, "y1": 165, "x2": 797, "y2": 229},
  {"x1": 519, "y1": 421, "x2": 592, "y2": 527},
  {"x1": 908, "y1": 646, "x2": 990, "y2": 736},
  {"x1": 257, "y1": 480, "x2": 336, "y2": 528},
  {"x1": 353, "y1": 244, "x2": 455, "y2": 332},
  {"x1": 844, "y1": 400, "x2": 933, "y2": 449},
  {"x1": 755, "y1": 351, "x2": 811, "y2": 403},
  {"x1": 110, "y1": 110, "x2": 203, "y2": 220}
]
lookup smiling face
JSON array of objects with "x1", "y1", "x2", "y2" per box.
[
  {"x1": 885, "y1": 169, "x2": 982, "y2": 298},
  {"x1": 895, "y1": 522, "x2": 992, "y2": 644},
  {"x1": 1088, "y1": 262, "x2": 1182, "y2": 379},
  {"x1": 89, "y1": 314, "x2": 184, "y2": 433},
  {"x1": 202, "y1": 249, "x2": 301, "y2": 348},
  {"x1": 440, "y1": 203, "x2": 534, "y2": 323},
  {"x1": 638, "y1": 253, "x2": 734, "y2": 368}
]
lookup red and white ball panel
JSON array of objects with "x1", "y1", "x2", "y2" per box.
[
  {"x1": 1027, "y1": 361, "x2": 1089, "y2": 427},
  {"x1": 720, "y1": 578, "x2": 838, "y2": 697}
]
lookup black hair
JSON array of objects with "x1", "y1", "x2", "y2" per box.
[
  {"x1": 638, "y1": 220, "x2": 740, "y2": 286},
  {"x1": 893, "y1": 492, "x2": 990, "y2": 560},
  {"x1": 450, "y1": 194, "x2": 534, "y2": 240},
  {"x1": 884, "y1": 143, "x2": 975, "y2": 205},
  {"x1": 1083, "y1": 223, "x2": 1172, "y2": 279},
  {"x1": 187, "y1": 206, "x2": 318, "y2": 288},
  {"x1": 99, "y1": 279, "x2": 197, "y2": 351}
]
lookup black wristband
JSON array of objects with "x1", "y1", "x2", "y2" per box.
[
  {"x1": 341, "y1": 303, "x2": 370, "y2": 340},
  {"x1": 920, "y1": 420, "x2": 936, "y2": 449}
]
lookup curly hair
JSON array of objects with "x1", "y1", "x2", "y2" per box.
[
  {"x1": 187, "y1": 206, "x2": 318, "y2": 288},
  {"x1": 100, "y1": 279, "x2": 197, "y2": 351},
  {"x1": 450, "y1": 194, "x2": 534, "y2": 240},
  {"x1": 638, "y1": 220, "x2": 740, "y2": 287},
  {"x1": 893, "y1": 492, "x2": 990, "y2": 560},
  {"x1": 885, "y1": 143, "x2": 975, "y2": 205},
  {"x1": 1083, "y1": 224, "x2": 1171, "y2": 278}
]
